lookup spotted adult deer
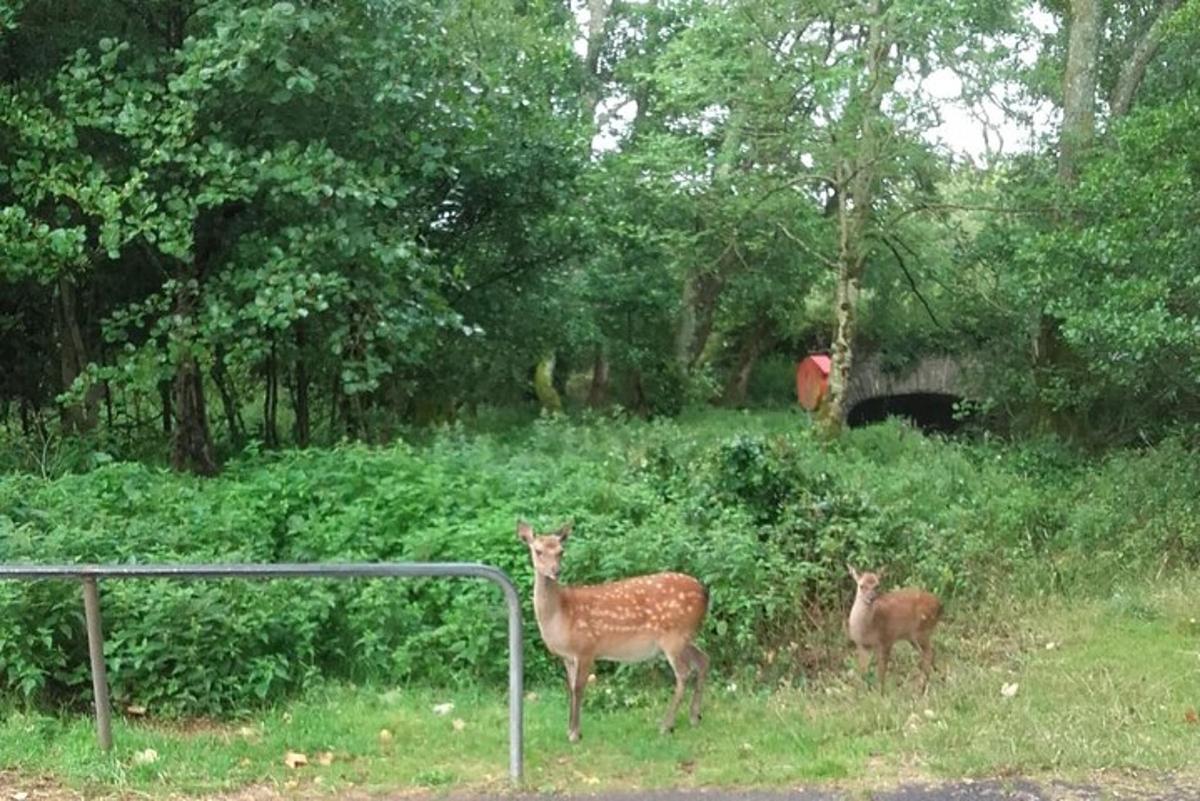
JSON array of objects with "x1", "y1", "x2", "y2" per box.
[
  {"x1": 846, "y1": 565, "x2": 942, "y2": 693},
  {"x1": 517, "y1": 520, "x2": 710, "y2": 742}
]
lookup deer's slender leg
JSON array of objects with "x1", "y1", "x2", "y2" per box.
[
  {"x1": 661, "y1": 645, "x2": 691, "y2": 734},
  {"x1": 684, "y1": 644, "x2": 708, "y2": 725},
  {"x1": 567, "y1": 653, "x2": 593, "y2": 743},
  {"x1": 875, "y1": 644, "x2": 891, "y2": 693},
  {"x1": 856, "y1": 645, "x2": 871, "y2": 679},
  {"x1": 916, "y1": 634, "x2": 935, "y2": 693}
]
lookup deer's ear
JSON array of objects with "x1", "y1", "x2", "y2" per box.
[
  {"x1": 847, "y1": 563, "x2": 860, "y2": 581},
  {"x1": 556, "y1": 521, "x2": 574, "y2": 542},
  {"x1": 517, "y1": 520, "x2": 534, "y2": 544}
]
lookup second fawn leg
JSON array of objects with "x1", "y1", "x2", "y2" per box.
[
  {"x1": 915, "y1": 633, "x2": 935, "y2": 693},
  {"x1": 875, "y1": 643, "x2": 891, "y2": 693},
  {"x1": 855, "y1": 645, "x2": 871, "y2": 683}
]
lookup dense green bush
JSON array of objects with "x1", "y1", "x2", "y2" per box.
[{"x1": 0, "y1": 411, "x2": 1196, "y2": 713}]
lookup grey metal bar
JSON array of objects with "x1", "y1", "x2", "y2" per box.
[
  {"x1": 0, "y1": 562, "x2": 523, "y2": 782},
  {"x1": 81, "y1": 578, "x2": 113, "y2": 752}
]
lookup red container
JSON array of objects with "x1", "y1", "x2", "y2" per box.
[{"x1": 796, "y1": 354, "x2": 831, "y2": 411}]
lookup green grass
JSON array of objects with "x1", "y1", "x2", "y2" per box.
[{"x1": 3, "y1": 576, "x2": 1200, "y2": 797}]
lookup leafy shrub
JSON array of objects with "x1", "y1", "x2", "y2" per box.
[{"x1": 0, "y1": 412, "x2": 1196, "y2": 713}]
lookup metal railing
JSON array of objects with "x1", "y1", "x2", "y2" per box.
[{"x1": 0, "y1": 563, "x2": 525, "y2": 782}]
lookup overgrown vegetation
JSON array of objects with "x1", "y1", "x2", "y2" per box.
[
  {"x1": 1, "y1": 412, "x2": 1197, "y2": 715},
  {"x1": 3, "y1": 0, "x2": 1198, "y2": 468}
]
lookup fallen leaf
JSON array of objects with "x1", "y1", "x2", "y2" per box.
[
  {"x1": 14, "y1": 792, "x2": 29, "y2": 801},
  {"x1": 126, "y1": 704, "x2": 147, "y2": 716},
  {"x1": 1001, "y1": 682, "x2": 1020, "y2": 698},
  {"x1": 1185, "y1": 708, "x2": 1198, "y2": 725},
  {"x1": 316, "y1": 751, "x2": 334, "y2": 766},
  {"x1": 678, "y1": 759, "x2": 696, "y2": 775},
  {"x1": 378, "y1": 728, "x2": 394, "y2": 744},
  {"x1": 432, "y1": 702, "x2": 455, "y2": 716},
  {"x1": 236, "y1": 726, "x2": 259, "y2": 739},
  {"x1": 452, "y1": 718, "x2": 466, "y2": 732},
  {"x1": 283, "y1": 751, "x2": 308, "y2": 769},
  {"x1": 524, "y1": 691, "x2": 539, "y2": 702},
  {"x1": 1045, "y1": 642, "x2": 1058, "y2": 650},
  {"x1": 132, "y1": 748, "x2": 158, "y2": 766},
  {"x1": 239, "y1": 758, "x2": 251, "y2": 768}
]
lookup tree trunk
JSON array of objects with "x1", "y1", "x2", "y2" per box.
[
  {"x1": 819, "y1": 2, "x2": 890, "y2": 438},
  {"x1": 160, "y1": 380, "x2": 173, "y2": 434},
  {"x1": 1109, "y1": 0, "x2": 1181, "y2": 118},
  {"x1": 53, "y1": 276, "x2": 101, "y2": 432},
  {"x1": 211, "y1": 344, "x2": 245, "y2": 443},
  {"x1": 171, "y1": 350, "x2": 218, "y2": 475},
  {"x1": 263, "y1": 338, "x2": 279, "y2": 448},
  {"x1": 581, "y1": 0, "x2": 611, "y2": 118},
  {"x1": 821, "y1": 176, "x2": 865, "y2": 436},
  {"x1": 587, "y1": 347, "x2": 610, "y2": 407},
  {"x1": 1032, "y1": 0, "x2": 1102, "y2": 435},
  {"x1": 723, "y1": 319, "x2": 771, "y2": 407},
  {"x1": 329, "y1": 373, "x2": 341, "y2": 435},
  {"x1": 292, "y1": 325, "x2": 311, "y2": 448},
  {"x1": 167, "y1": 258, "x2": 216, "y2": 474},
  {"x1": 630, "y1": 368, "x2": 648, "y2": 416},
  {"x1": 533, "y1": 353, "x2": 563, "y2": 413},
  {"x1": 674, "y1": 271, "x2": 723, "y2": 370},
  {"x1": 169, "y1": 211, "x2": 220, "y2": 475},
  {"x1": 1058, "y1": 0, "x2": 1101, "y2": 185}
]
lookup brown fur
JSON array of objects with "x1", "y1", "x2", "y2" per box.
[
  {"x1": 518, "y1": 520, "x2": 709, "y2": 742},
  {"x1": 847, "y1": 565, "x2": 942, "y2": 693}
]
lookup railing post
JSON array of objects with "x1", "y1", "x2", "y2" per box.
[
  {"x1": 497, "y1": 572, "x2": 524, "y2": 783},
  {"x1": 1, "y1": 562, "x2": 524, "y2": 777},
  {"x1": 81, "y1": 577, "x2": 113, "y2": 751}
]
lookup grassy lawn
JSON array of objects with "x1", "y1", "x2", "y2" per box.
[{"x1": 2, "y1": 577, "x2": 1199, "y2": 798}]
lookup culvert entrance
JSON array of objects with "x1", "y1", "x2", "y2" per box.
[{"x1": 846, "y1": 392, "x2": 965, "y2": 433}]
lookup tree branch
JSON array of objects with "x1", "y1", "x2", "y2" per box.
[
  {"x1": 777, "y1": 223, "x2": 836, "y2": 269},
  {"x1": 879, "y1": 234, "x2": 943, "y2": 330},
  {"x1": 887, "y1": 201, "x2": 1056, "y2": 226},
  {"x1": 1109, "y1": 0, "x2": 1182, "y2": 118}
]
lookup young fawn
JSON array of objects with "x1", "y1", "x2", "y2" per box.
[
  {"x1": 846, "y1": 565, "x2": 942, "y2": 693},
  {"x1": 517, "y1": 520, "x2": 710, "y2": 742}
]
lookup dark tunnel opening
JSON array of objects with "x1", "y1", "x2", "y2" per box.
[{"x1": 846, "y1": 392, "x2": 966, "y2": 433}]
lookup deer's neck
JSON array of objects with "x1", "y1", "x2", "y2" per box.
[
  {"x1": 848, "y1": 593, "x2": 877, "y2": 644},
  {"x1": 532, "y1": 573, "x2": 577, "y2": 656},
  {"x1": 533, "y1": 573, "x2": 565, "y2": 624}
]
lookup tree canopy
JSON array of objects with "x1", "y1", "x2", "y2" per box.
[{"x1": 2, "y1": 0, "x2": 1197, "y2": 471}]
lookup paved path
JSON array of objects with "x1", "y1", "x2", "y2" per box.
[{"x1": 441, "y1": 778, "x2": 1200, "y2": 801}]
